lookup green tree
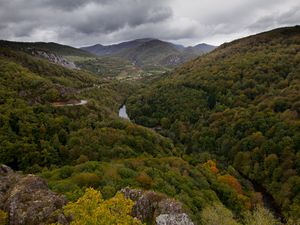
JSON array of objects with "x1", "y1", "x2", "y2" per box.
[
  {"x1": 200, "y1": 203, "x2": 240, "y2": 225},
  {"x1": 244, "y1": 206, "x2": 280, "y2": 225}
]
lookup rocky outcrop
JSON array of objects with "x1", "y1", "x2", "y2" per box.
[
  {"x1": 121, "y1": 187, "x2": 194, "y2": 225},
  {"x1": 29, "y1": 49, "x2": 77, "y2": 69},
  {"x1": 0, "y1": 165, "x2": 68, "y2": 225},
  {"x1": 156, "y1": 214, "x2": 194, "y2": 225}
]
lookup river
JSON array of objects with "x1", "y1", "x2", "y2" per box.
[
  {"x1": 249, "y1": 178, "x2": 284, "y2": 222},
  {"x1": 119, "y1": 105, "x2": 130, "y2": 119},
  {"x1": 237, "y1": 173, "x2": 284, "y2": 222}
]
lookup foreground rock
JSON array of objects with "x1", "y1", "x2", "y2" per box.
[
  {"x1": 121, "y1": 187, "x2": 194, "y2": 225},
  {"x1": 0, "y1": 165, "x2": 68, "y2": 225}
]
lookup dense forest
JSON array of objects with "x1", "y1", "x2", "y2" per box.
[
  {"x1": 1, "y1": 26, "x2": 300, "y2": 225},
  {"x1": 127, "y1": 26, "x2": 300, "y2": 222}
]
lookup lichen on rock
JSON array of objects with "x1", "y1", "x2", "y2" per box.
[
  {"x1": 121, "y1": 187, "x2": 194, "y2": 225},
  {"x1": 156, "y1": 213, "x2": 194, "y2": 225},
  {"x1": 0, "y1": 165, "x2": 68, "y2": 225}
]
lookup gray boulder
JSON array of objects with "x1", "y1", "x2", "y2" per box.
[
  {"x1": 156, "y1": 213, "x2": 194, "y2": 225},
  {"x1": 121, "y1": 187, "x2": 194, "y2": 225},
  {"x1": 0, "y1": 165, "x2": 68, "y2": 225}
]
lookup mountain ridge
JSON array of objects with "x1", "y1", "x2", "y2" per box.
[
  {"x1": 81, "y1": 38, "x2": 216, "y2": 56},
  {"x1": 0, "y1": 40, "x2": 95, "y2": 58},
  {"x1": 81, "y1": 38, "x2": 217, "y2": 69}
]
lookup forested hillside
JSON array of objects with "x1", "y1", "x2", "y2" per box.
[
  {"x1": 0, "y1": 44, "x2": 256, "y2": 225},
  {"x1": 0, "y1": 27, "x2": 300, "y2": 225},
  {"x1": 127, "y1": 26, "x2": 300, "y2": 222}
]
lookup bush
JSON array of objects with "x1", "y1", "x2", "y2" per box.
[
  {"x1": 200, "y1": 203, "x2": 240, "y2": 225},
  {"x1": 101, "y1": 185, "x2": 116, "y2": 199},
  {"x1": 135, "y1": 171, "x2": 153, "y2": 189},
  {"x1": 244, "y1": 206, "x2": 279, "y2": 225},
  {"x1": 118, "y1": 167, "x2": 137, "y2": 178},
  {"x1": 59, "y1": 166, "x2": 73, "y2": 179},
  {"x1": 72, "y1": 172, "x2": 101, "y2": 188}
]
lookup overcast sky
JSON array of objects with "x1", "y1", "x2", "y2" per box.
[{"x1": 0, "y1": 0, "x2": 299, "y2": 47}]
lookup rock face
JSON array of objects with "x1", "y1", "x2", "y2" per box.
[
  {"x1": 0, "y1": 165, "x2": 68, "y2": 225},
  {"x1": 121, "y1": 187, "x2": 194, "y2": 225},
  {"x1": 30, "y1": 49, "x2": 77, "y2": 69},
  {"x1": 156, "y1": 214, "x2": 194, "y2": 225}
]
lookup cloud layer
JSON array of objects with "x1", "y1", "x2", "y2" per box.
[{"x1": 0, "y1": 0, "x2": 299, "y2": 46}]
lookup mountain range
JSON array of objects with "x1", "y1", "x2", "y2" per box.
[
  {"x1": 0, "y1": 39, "x2": 216, "y2": 79},
  {"x1": 81, "y1": 38, "x2": 216, "y2": 69}
]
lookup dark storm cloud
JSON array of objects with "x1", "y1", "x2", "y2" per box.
[
  {"x1": 249, "y1": 5, "x2": 300, "y2": 31},
  {"x1": 43, "y1": 0, "x2": 107, "y2": 10},
  {"x1": 0, "y1": 0, "x2": 299, "y2": 46},
  {"x1": 0, "y1": 0, "x2": 174, "y2": 45},
  {"x1": 70, "y1": 2, "x2": 173, "y2": 34}
]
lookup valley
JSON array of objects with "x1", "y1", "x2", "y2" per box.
[{"x1": 0, "y1": 25, "x2": 300, "y2": 225}]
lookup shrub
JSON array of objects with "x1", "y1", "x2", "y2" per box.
[
  {"x1": 200, "y1": 203, "x2": 240, "y2": 225},
  {"x1": 72, "y1": 172, "x2": 101, "y2": 188},
  {"x1": 59, "y1": 166, "x2": 73, "y2": 179},
  {"x1": 244, "y1": 206, "x2": 279, "y2": 225},
  {"x1": 118, "y1": 167, "x2": 137, "y2": 179},
  {"x1": 135, "y1": 171, "x2": 153, "y2": 189}
]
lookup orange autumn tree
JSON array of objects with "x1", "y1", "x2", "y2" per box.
[
  {"x1": 218, "y1": 174, "x2": 243, "y2": 194},
  {"x1": 218, "y1": 174, "x2": 251, "y2": 209},
  {"x1": 203, "y1": 160, "x2": 219, "y2": 174}
]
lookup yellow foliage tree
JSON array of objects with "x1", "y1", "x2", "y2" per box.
[
  {"x1": 64, "y1": 188, "x2": 143, "y2": 225},
  {"x1": 0, "y1": 210, "x2": 7, "y2": 225}
]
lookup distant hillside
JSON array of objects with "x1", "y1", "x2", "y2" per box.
[
  {"x1": 0, "y1": 40, "x2": 94, "y2": 57},
  {"x1": 186, "y1": 43, "x2": 217, "y2": 55},
  {"x1": 81, "y1": 38, "x2": 155, "y2": 56},
  {"x1": 81, "y1": 38, "x2": 216, "y2": 70},
  {"x1": 0, "y1": 40, "x2": 158, "y2": 79},
  {"x1": 75, "y1": 56, "x2": 147, "y2": 80},
  {"x1": 0, "y1": 40, "x2": 96, "y2": 69}
]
